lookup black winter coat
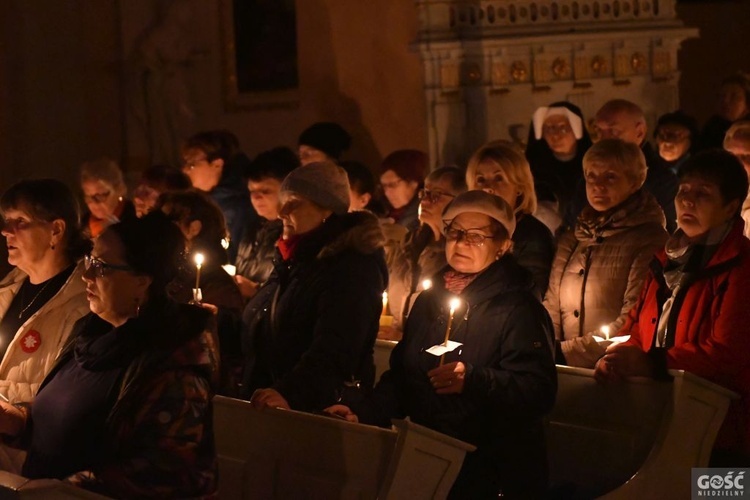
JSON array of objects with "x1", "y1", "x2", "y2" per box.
[
  {"x1": 241, "y1": 212, "x2": 388, "y2": 411},
  {"x1": 353, "y1": 255, "x2": 557, "y2": 499},
  {"x1": 234, "y1": 218, "x2": 283, "y2": 285},
  {"x1": 513, "y1": 213, "x2": 555, "y2": 300}
]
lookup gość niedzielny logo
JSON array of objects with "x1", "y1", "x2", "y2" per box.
[{"x1": 694, "y1": 470, "x2": 746, "y2": 498}]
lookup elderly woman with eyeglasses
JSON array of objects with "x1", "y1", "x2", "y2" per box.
[
  {"x1": 0, "y1": 179, "x2": 91, "y2": 472},
  {"x1": 0, "y1": 212, "x2": 218, "y2": 497},
  {"x1": 79, "y1": 157, "x2": 136, "y2": 239},
  {"x1": 327, "y1": 191, "x2": 557, "y2": 498},
  {"x1": 384, "y1": 167, "x2": 466, "y2": 339},
  {"x1": 467, "y1": 140, "x2": 556, "y2": 299}
]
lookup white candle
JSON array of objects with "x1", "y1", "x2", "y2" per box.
[
  {"x1": 440, "y1": 297, "x2": 461, "y2": 365},
  {"x1": 194, "y1": 253, "x2": 205, "y2": 291},
  {"x1": 382, "y1": 291, "x2": 389, "y2": 316},
  {"x1": 600, "y1": 325, "x2": 611, "y2": 341}
]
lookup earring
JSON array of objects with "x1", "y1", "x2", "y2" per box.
[
  {"x1": 50, "y1": 243, "x2": 55, "y2": 250},
  {"x1": 134, "y1": 298, "x2": 141, "y2": 317},
  {"x1": 118, "y1": 196, "x2": 123, "y2": 202}
]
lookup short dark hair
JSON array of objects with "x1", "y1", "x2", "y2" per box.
[
  {"x1": 380, "y1": 149, "x2": 428, "y2": 185},
  {"x1": 106, "y1": 211, "x2": 185, "y2": 297},
  {"x1": 246, "y1": 147, "x2": 299, "y2": 182},
  {"x1": 183, "y1": 130, "x2": 241, "y2": 163},
  {"x1": 340, "y1": 161, "x2": 375, "y2": 196},
  {"x1": 679, "y1": 149, "x2": 749, "y2": 210},
  {"x1": 721, "y1": 72, "x2": 750, "y2": 105},
  {"x1": 0, "y1": 178, "x2": 91, "y2": 262},
  {"x1": 140, "y1": 165, "x2": 192, "y2": 193},
  {"x1": 156, "y1": 189, "x2": 229, "y2": 264},
  {"x1": 426, "y1": 166, "x2": 467, "y2": 195}
]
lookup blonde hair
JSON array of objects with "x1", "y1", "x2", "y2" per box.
[
  {"x1": 724, "y1": 120, "x2": 750, "y2": 148},
  {"x1": 80, "y1": 157, "x2": 126, "y2": 193},
  {"x1": 583, "y1": 139, "x2": 647, "y2": 187},
  {"x1": 466, "y1": 140, "x2": 537, "y2": 215}
]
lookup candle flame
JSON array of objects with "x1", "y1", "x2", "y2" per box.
[
  {"x1": 449, "y1": 297, "x2": 461, "y2": 313},
  {"x1": 422, "y1": 279, "x2": 432, "y2": 290},
  {"x1": 194, "y1": 253, "x2": 205, "y2": 267},
  {"x1": 600, "y1": 325, "x2": 610, "y2": 339},
  {"x1": 221, "y1": 238, "x2": 230, "y2": 250}
]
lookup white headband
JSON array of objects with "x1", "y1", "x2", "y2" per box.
[{"x1": 532, "y1": 106, "x2": 584, "y2": 140}]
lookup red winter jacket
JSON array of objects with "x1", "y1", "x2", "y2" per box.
[{"x1": 622, "y1": 219, "x2": 750, "y2": 455}]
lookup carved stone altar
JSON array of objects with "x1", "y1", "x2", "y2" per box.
[{"x1": 414, "y1": 0, "x2": 699, "y2": 165}]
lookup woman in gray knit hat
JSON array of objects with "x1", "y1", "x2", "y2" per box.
[{"x1": 241, "y1": 161, "x2": 388, "y2": 411}]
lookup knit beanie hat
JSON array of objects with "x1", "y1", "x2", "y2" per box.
[
  {"x1": 280, "y1": 161, "x2": 351, "y2": 215},
  {"x1": 298, "y1": 122, "x2": 352, "y2": 160},
  {"x1": 442, "y1": 190, "x2": 516, "y2": 237}
]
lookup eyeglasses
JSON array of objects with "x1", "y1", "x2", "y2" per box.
[
  {"x1": 656, "y1": 129, "x2": 689, "y2": 143},
  {"x1": 542, "y1": 124, "x2": 573, "y2": 136},
  {"x1": 83, "y1": 191, "x2": 111, "y2": 204},
  {"x1": 444, "y1": 226, "x2": 495, "y2": 246},
  {"x1": 418, "y1": 189, "x2": 455, "y2": 204},
  {"x1": 183, "y1": 157, "x2": 209, "y2": 170},
  {"x1": 84, "y1": 254, "x2": 134, "y2": 278},
  {"x1": 381, "y1": 179, "x2": 405, "y2": 191}
]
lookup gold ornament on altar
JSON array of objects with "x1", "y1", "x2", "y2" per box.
[
  {"x1": 591, "y1": 55, "x2": 608, "y2": 76},
  {"x1": 552, "y1": 57, "x2": 571, "y2": 79},
  {"x1": 511, "y1": 61, "x2": 528, "y2": 83},
  {"x1": 631, "y1": 52, "x2": 647, "y2": 72}
]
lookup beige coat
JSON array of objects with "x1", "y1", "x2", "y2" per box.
[
  {"x1": 543, "y1": 190, "x2": 668, "y2": 367},
  {"x1": 0, "y1": 263, "x2": 89, "y2": 472}
]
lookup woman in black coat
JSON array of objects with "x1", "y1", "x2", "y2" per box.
[
  {"x1": 328, "y1": 191, "x2": 557, "y2": 498},
  {"x1": 241, "y1": 161, "x2": 388, "y2": 411}
]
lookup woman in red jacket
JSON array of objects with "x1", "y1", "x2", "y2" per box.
[{"x1": 595, "y1": 149, "x2": 750, "y2": 465}]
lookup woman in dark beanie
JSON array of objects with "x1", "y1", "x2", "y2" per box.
[
  {"x1": 596, "y1": 149, "x2": 750, "y2": 467},
  {"x1": 327, "y1": 191, "x2": 557, "y2": 498},
  {"x1": 297, "y1": 122, "x2": 352, "y2": 166},
  {"x1": 0, "y1": 211, "x2": 218, "y2": 497},
  {"x1": 380, "y1": 149, "x2": 428, "y2": 232},
  {"x1": 242, "y1": 161, "x2": 388, "y2": 412},
  {"x1": 654, "y1": 110, "x2": 699, "y2": 176}
]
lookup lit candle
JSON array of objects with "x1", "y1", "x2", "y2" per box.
[
  {"x1": 382, "y1": 291, "x2": 389, "y2": 316},
  {"x1": 221, "y1": 237, "x2": 230, "y2": 250},
  {"x1": 417, "y1": 203, "x2": 422, "y2": 221},
  {"x1": 600, "y1": 325, "x2": 611, "y2": 341},
  {"x1": 194, "y1": 253, "x2": 205, "y2": 291},
  {"x1": 422, "y1": 279, "x2": 433, "y2": 291},
  {"x1": 439, "y1": 297, "x2": 461, "y2": 365}
]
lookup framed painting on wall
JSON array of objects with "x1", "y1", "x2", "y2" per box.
[{"x1": 220, "y1": 0, "x2": 299, "y2": 111}]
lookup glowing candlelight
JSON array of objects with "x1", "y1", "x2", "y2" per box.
[
  {"x1": 439, "y1": 297, "x2": 461, "y2": 365},
  {"x1": 422, "y1": 279, "x2": 433, "y2": 291},
  {"x1": 600, "y1": 325, "x2": 610, "y2": 341},
  {"x1": 194, "y1": 253, "x2": 204, "y2": 291},
  {"x1": 221, "y1": 237, "x2": 230, "y2": 250},
  {"x1": 417, "y1": 203, "x2": 422, "y2": 220},
  {"x1": 382, "y1": 291, "x2": 389, "y2": 316}
]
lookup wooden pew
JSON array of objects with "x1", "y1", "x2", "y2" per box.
[
  {"x1": 213, "y1": 395, "x2": 475, "y2": 499},
  {"x1": 547, "y1": 365, "x2": 739, "y2": 499},
  {"x1": 0, "y1": 471, "x2": 108, "y2": 499}
]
